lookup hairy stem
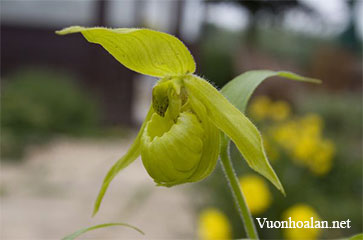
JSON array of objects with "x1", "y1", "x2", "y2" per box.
[{"x1": 219, "y1": 136, "x2": 259, "y2": 239}]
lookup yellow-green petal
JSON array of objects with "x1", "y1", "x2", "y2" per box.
[
  {"x1": 187, "y1": 94, "x2": 220, "y2": 182},
  {"x1": 141, "y1": 111, "x2": 204, "y2": 186},
  {"x1": 56, "y1": 26, "x2": 195, "y2": 77},
  {"x1": 92, "y1": 106, "x2": 154, "y2": 216},
  {"x1": 184, "y1": 75, "x2": 285, "y2": 194}
]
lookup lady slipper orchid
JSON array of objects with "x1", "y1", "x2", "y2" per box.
[{"x1": 57, "y1": 27, "x2": 319, "y2": 216}]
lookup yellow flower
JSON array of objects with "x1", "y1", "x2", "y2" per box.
[
  {"x1": 282, "y1": 204, "x2": 322, "y2": 240},
  {"x1": 249, "y1": 96, "x2": 291, "y2": 122},
  {"x1": 309, "y1": 140, "x2": 335, "y2": 175},
  {"x1": 249, "y1": 96, "x2": 272, "y2": 121},
  {"x1": 269, "y1": 113, "x2": 335, "y2": 176},
  {"x1": 293, "y1": 133, "x2": 319, "y2": 162},
  {"x1": 270, "y1": 100, "x2": 291, "y2": 121},
  {"x1": 198, "y1": 208, "x2": 231, "y2": 240},
  {"x1": 239, "y1": 174, "x2": 272, "y2": 215},
  {"x1": 269, "y1": 120, "x2": 299, "y2": 151},
  {"x1": 300, "y1": 114, "x2": 323, "y2": 138}
]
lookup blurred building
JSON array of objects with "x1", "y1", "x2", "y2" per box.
[
  {"x1": 1, "y1": 0, "x2": 201, "y2": 126},
  {"x1": 1, "y1": 0, "x2": 362, "y2": 126}
]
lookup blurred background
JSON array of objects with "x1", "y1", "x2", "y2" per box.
[{"x1": 1, "y1": 0, "x2": 362, "y2": 239}]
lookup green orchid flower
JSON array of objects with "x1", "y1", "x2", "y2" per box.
[{"x1": 56, "y1": 27, "x2": 319, "y2": 218}]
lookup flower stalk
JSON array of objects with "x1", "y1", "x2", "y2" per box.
[{"x1": 220, "y1": 135, "x2": 259, "y2": 239}]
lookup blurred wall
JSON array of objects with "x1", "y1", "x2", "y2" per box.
[{"x1": 1, "y1": 1, "x2": 137, "y2": 125}]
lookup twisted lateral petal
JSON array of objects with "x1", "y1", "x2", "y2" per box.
[
  {"x1": 56, "y1": 26, "x2": 195, "y2": 77},
  {"x1": 184, "y1": 75, "x2": 285, "y2": 194},
  {"x1": 187, "y1": 95, "x2": 220, "y2": 182},
  {"x1": 92, "y1": 106, "x2": 154, "y2": 216}
]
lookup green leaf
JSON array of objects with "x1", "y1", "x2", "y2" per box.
[
  {"x1": 62, "y1": 222, "x2": 144, "y2": 240},
  {"x1": 184, "y1": 75, "x2": 285, "y2": 194},
  {"x1": 93, "y1": 106, "x2": 154, "y2": 216},
  {"x1": 56, "y1": 26, "x2": 195, "y2": 77},
  {"x1": 221, "y1": 70, "x2": 321, "y2": 113},
  {"x1": 349, "y1": 233, "x2": 363, "y2": 240}
]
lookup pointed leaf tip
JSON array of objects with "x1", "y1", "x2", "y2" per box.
[
  {"x1": 277, "y1": 71, "x2": 322, "y2": 84},
  {"x1": 62, "y1": 222, "x2": 144, "y2": 240},
  {"x1": 56, "y1": 26, "x2": 86, "y2": 35}
]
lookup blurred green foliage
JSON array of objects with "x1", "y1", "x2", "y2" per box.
[
  {"x1": 1, "y1": 68, "x2": 100, "y2": 160},
  {"x1": 194, "y1": 90, "x2": 362, "y2": 239},
  {"x1": 199, "y1": 24, "x2": 328, "y2": 88},
  {"x1": 200, "y1": 25, "x2": 240, "y2": 88}
]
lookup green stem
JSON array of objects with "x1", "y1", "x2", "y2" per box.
[{"x1": 220, "y1": 136, "x2": 259, "y2": 239}]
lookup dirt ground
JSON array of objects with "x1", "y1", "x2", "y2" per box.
[{"x1": 1, "y1": 136, "x2": 196, "y2": 240}]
